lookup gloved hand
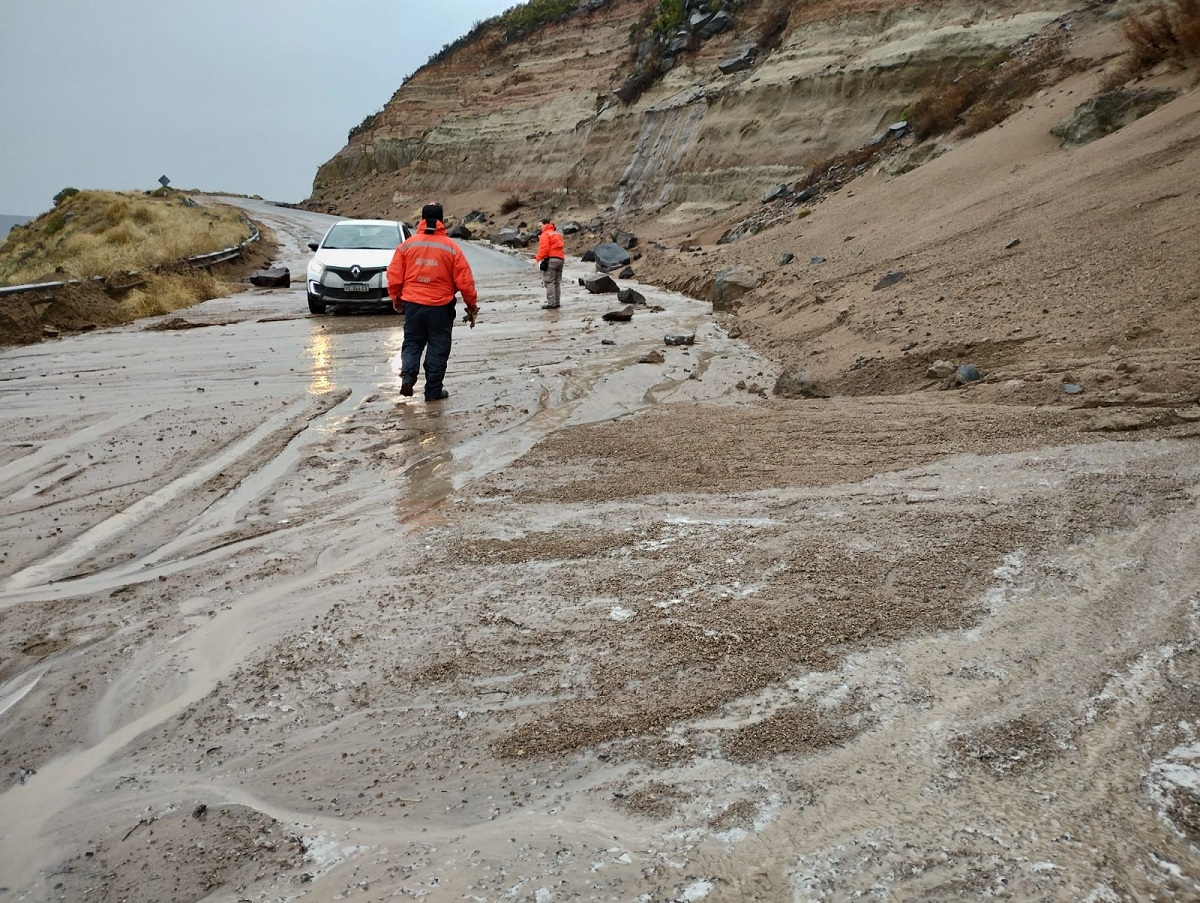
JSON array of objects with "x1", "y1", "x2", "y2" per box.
[{"x1": 463, "y1": 306, "x2": 478, "y2": 328}]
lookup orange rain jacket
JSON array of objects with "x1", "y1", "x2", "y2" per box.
[
  {"x1": 387, "y1": 221, "x2": 478, "y2": 311},
  {"x1": 534, "y1": 222, "x2": 565, "y2": 262}
]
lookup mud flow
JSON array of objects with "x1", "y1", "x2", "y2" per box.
[{"x1": 0, "y1": 201, "x2": 1197, "y2": 902}]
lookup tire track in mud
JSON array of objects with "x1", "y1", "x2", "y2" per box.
[
  {"x1": 0, "y1": 340, "x2": 755, "y2": 896},
  {"x1": 0, "y1": 522, "x2": 396, "y2": 891},
  {"x1": 0, "y1": 203, "x2": 773, "y2": 898},
  {"x1": 0, "y1": 390, "x2": 352, "y2": 599},
  {"x1": 0, "y1": 404, "x2": 604, "y2": 891},
  {"x1": 0, "y1": 410, "x2": 147, "y2": 489}
]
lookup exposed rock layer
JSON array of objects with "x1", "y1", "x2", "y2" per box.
[{"x1": 308, "y1": 0, "x2": 1077, "y2": 223}]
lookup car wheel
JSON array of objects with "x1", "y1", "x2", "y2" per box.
[{"x1": 307, "y1": 293, "x2": 326, "y2": 314}]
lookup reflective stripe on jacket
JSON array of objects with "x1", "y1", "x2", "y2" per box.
[
  {"x1": 534, "y1": 222, "x2": 565, "y2": 262},
  {"x1": 386, "y1": 221, "x2": 478, "y2": 307}
]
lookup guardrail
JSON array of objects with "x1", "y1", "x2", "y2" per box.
[{"x1": 0, "y1": 222, "x2": 261, "y2": 300}]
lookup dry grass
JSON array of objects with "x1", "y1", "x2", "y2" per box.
[
  {"x1": 0, "y1": 190, "x2": 259, "y2": 336},
  {"x1": 1103, "y1": 0, "x2": 1200, "y2": 88},
  {"x1": 499, "y1": 193, "x2": 524, "y2": 215},
  {"x1": 796, "y1": 142, "x2": 882, "y2": 192},
  {"x1": 117, "y1": 270, "x2": 226, "y2": 320},
  {"x1": 910, "y1": 71, "x2": 988, "y2": 139},
  {"x1": 0, "y1": 190, "x2": 253, "y2": 285},
  {"x1": 911, "y1": 36, "x2": 1068, "y2": 139}
]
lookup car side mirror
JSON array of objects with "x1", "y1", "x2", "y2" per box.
[{"x1": 307, "y1": 241, "x2": 319, "y2": 251}]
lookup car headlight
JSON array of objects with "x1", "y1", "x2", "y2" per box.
[{"x1": 308, "y1": 260, "x2": 325, "y2": 277}]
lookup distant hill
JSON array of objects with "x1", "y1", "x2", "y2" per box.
[{"x1": 1, "y1": 214, "x2": 33, "y2": 237}]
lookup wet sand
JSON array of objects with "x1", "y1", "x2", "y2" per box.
[{"x1": 1, "y1": 201, "x2": 1198, "y2": 901}]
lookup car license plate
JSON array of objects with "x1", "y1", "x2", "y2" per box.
[{"x1": 343, "y1": 282, "x2": 370, "y2": 293}]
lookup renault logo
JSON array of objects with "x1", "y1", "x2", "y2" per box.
[{"x1": 350, "y1": 265, "x2": 362, "y2": 279}]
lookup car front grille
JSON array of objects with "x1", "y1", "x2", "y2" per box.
[{"x1": 326, "y1": 266, "x2": 387, "y2": 281}]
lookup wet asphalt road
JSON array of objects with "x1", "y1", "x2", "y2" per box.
[
  {"x1": 0, "y1": 197, "x2": 769, "y2": 894},
  {"x1": 0, "y1": 197, "x2": 738, "y2": 597}
]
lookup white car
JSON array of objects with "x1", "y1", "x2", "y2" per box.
[{"x1": 305, "y1": 219, "x2": 412, "y2": 314}]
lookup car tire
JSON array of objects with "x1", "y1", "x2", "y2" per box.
[{"x1": 307, "y1": 293, "x2": 326, "y2": 315}]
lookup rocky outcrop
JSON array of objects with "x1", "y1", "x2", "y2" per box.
[
  {"x1": 308, "y1": 0, "x2": 1077, "y2": 227},
  {"x1": 1051, "y1": 87, "x2": 1179, "y2": 147}
]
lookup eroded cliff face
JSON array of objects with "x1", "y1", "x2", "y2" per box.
[{"x1": 307, "y1": 0, "x2": 1078, "y2": 226}]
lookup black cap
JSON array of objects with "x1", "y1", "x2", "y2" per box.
[{"x1": 421, "y1": 203, "x2": 443, "y2": 225}]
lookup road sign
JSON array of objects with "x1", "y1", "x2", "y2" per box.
[{"x1": 158, "y1": 175, "x2": 171, "y2": 187}]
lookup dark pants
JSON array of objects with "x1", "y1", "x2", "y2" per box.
[{"x1": 401, "y1": 301, "x2": 456, "y2": 399}]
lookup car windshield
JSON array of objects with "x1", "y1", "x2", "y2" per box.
[{"x1": 322, "y1": 223, "x2": 402, "y2": 250}]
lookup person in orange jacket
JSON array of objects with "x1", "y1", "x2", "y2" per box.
[
  {"x1": 387, "y1": 203, "x2": 478, "y2": 401},
  {"x1": 533, "y1": 218, "x2": 565, "y2": 309}
]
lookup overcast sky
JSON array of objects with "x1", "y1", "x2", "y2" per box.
[{"x1": 0, "y1": 0, "x2": 517, "y2": 216}]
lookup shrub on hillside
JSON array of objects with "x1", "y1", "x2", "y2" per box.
[
  {"x1": 349, "y1": 111, "x2": 380, "y2": 140},
  {"x1": 962, "y1": 98, "x2": 1016, "y2": 135},
  {"x1": 911, "y1": 35, "x2": 1069, "y2": 139},
  {"x1": 797, "y1": 144, "x2": 879, "y2": 193},
  {"x1": 44, "y1": 211, "x2": 67, "y2": 237},
  {"x1": 910, "y1": 70, "x2": 990, "y2": 139},
  {"x1": 1103, "y1": 0, "x2": 1200, "y2": 87},
  {"x1": 503, "y1": 0, "x2": 575, "y2": 42},
  {"x1": 53, "y1": 187, "x2": 80, "y2": 206},
  {"x1": 650, "y1": 0, "x2": 686, "y2": 38},
  {"x1": 397, "y1": 16, "x2": 500, "y2": 88}
]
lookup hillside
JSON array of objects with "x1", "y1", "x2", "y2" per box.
[
  {"x1": 311, "y1": 0, "x2": 1086, "y2": 218},
  {"x1": 0, "y1": 191, "x2": 274, "y2": 344},
  {"x1": 308, "y1": 0, "x2": 1199, "y2": 420}
]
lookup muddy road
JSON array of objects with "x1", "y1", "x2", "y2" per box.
[{"x1": 1, "y1": 200, "x2": 1199, "y2": 902}]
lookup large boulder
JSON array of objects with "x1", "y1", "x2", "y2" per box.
[
  {"x1": 712, "y1": 266, "x2": 764, "y2": 310},
  {"x1": 1051, "y1": 88, "x2": 1178, "y2": 148},
  {"x1": 593, "y1": 242, "x2": 631, "y2": 272},
  {"x1": 583, "y1": 273, "x2": 619, "y2": 294},
  {"x1": 611, "y1": 228, "x2": 638, "y2": 250},
  {"x1": 773, "y1": 368, "x2": 827, "y2": 399},
  {"x1": 494, "y1": 227, "x2": 531, "y2": 247},
  {"x1": 698, "y1": 9, "x2": 734, "y2": 38},
  {"x1": 602, "y1": 305, "x2": 634, "y2": 322},
  {"x1": 249, "y1": 267, "x2": 290, "y2": 288},
  {"x1": 719, "y1": 46, "x2": 757, "y2": 75},
  {"x1": 762, "y1": 183, "x2": 789, "y2": 203}
]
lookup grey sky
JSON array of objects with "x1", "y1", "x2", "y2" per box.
[{"x1": 0, "y1": 0, "x2": 516, "y2": 216}]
